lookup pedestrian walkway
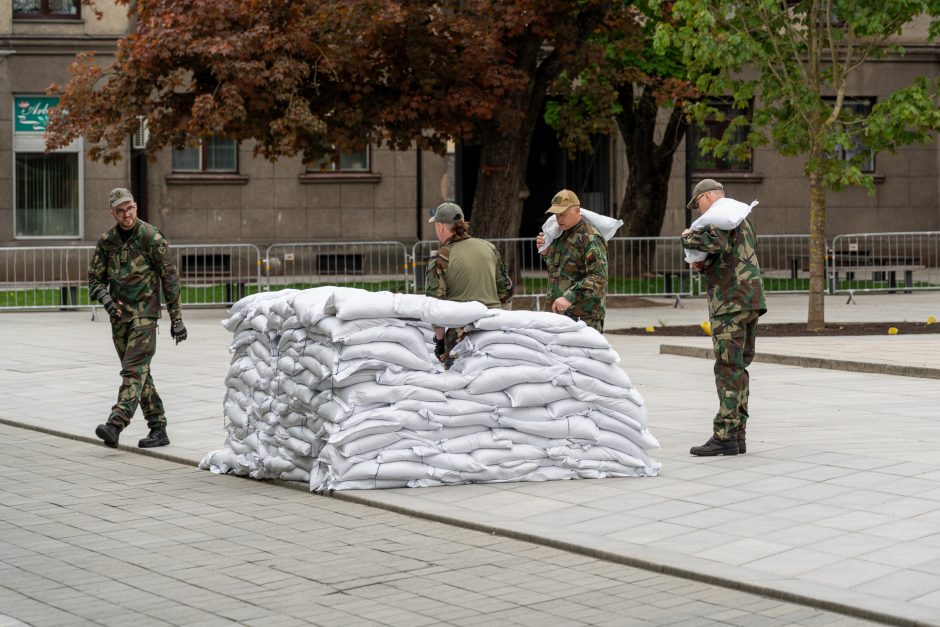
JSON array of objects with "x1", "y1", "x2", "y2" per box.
[
  {"x1": 1, "y1": 292, "x2": 939, "y2": 625},
  {"x1": 0, "y1": 424, "x2": 875, "y2": 626}
]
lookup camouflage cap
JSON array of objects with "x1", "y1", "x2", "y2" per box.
[
  {"x1": 546, "y1": 189, "x2": 580, "y2": 214},
  {"x1": 109, "y1": 187, "x2": 134, "y2": 208},
  {"x1": 687, "y1": 179, "x2": 723, "y2": 209},
  {"x1": 428, "y1": 202, "x2": 464, "y2": 225}
]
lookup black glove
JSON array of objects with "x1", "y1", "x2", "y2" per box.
[
  {"x1": 170, "y1": 318, "x2": 187, "y2": 344},
  {"x1": 434, "y1": 337, "x2": 446, "y2": 361},
  {"x1": 98, "y1": 291, "x2": 120, "y2": 317}
]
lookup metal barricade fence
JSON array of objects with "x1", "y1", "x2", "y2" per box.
[
  {"x1": 264, "y1": 241, "x2": 410, "y2": 293},
  {"x1": 413, "y1": 236, "x2": 695, "y2": 307},
  {"x1": 607, "y1": 237, "x2": 694, "y2": 298},
  {"x1": 0, "y1": 245, "x2": 96, "y2": 310},
  {"x1": 170, "y1": 244, "x2": 263, "y2": 306},
  {"x1": 757, "y1": 235, "x2": 813, "y2": 293},
  {"x1": 829, "y1": 232, "x2": 940, "y2": 294},
  {"x1": 0, "y1": 244, "x2": 262, "y2": 310}
]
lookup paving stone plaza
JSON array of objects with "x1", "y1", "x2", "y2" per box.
[{"x1": 1, "y1": 292, "x2": 938, "y2": 626}]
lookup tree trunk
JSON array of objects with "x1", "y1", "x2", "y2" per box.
[
  {"x1": 613, "y1": 86, "x2": 686, "y2": 277},
  {"x1": 807, "y1": 160, "x2": 827, "y2": 331},
  {"x1": 469, "y1": 5, "x2": 610, "y2": 241},
  {"x1": 470, "y1": 128, "x2": 536, "y2": 239}
]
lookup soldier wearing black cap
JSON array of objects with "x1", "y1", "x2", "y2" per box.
[{"x1": 425, "y1": 202, "x2": 513, "y2": 366}]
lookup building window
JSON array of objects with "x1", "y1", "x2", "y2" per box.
[
  {"x1": 13, "y1": 0, "x2": 80, "y2": 18},
  {"x1": 172, "y1": 137, "x2": 238, "y2": 172},
  {"x1": 689, "y1": 100, "x2": 753, "y2": 173},
  {"x1": 15, "y1": 153, "x2": 80, "y2": 237},
  {"x1": 309, "y1": 147, "x2": 370, "y2": 172},
  {"x1": 14, "y1": 95, "x2": 82, "y2": 239},
  {"x1": 831, "y1": 97, "x2": 875, "y2": 173}
]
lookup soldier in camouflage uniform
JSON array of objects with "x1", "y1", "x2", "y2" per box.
[
  {"x1": 425, "y1": 202, "x2": 513, "y2": 368},
  {"x1": 536, "y1": 190, "x2": 607, "y2": 332},
  {"x1": 681, "y1": 179, "x2": 766, "y2": 456},
  {"x1": 89, "y1": 188, "x2": 187, "y2": 449}
]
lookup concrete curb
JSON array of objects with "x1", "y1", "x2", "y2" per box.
[{"x1": 660, "y1": 344, "x2": 940, "y2": 379}]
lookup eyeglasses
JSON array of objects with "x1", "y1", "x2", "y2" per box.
[
  {"x1": 693, "y1": 192, "x2": 709, "y2": 210},
  {"x1": 112, "y1": 205, "x2": 136, "y2": 215}
]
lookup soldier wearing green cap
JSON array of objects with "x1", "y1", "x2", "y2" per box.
[
  {"x1": 536, "y1": 189, "x2": 608, "y2": 332},
  {"x1": 89, "y1": 188, "x2": 187, "y2": 450},
  {"x1": 681, "y1": 179, "x2": 766, "y2": 457},
  {"x1": 425, "y1": 202, "x2": 513, "y2": 367}
]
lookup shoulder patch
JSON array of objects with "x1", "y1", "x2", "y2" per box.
[
  {"x1": 157, "y1": 243, "x2": 167, "y2": 256},
  {"x1": 586, "y1": 250, "x2": 597, "y2": 264}
]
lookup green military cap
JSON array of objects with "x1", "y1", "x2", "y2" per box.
[
  {"x1": 109, "y1": 187, "x2": 134, "y2": 208},
  {"x1": 429, "y1": 202, "x2": 464, "y2": 225}
]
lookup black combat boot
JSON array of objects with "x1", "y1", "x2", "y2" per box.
[
  {"x1": 95, "y1": 423, "x2": 122, "y2": 448},
  {"x1": 735, "y1": 430, "x2": 747, "y2": 454},
  {"x1": 690, "y1": 435, "x2": 739, "y2": 457},
  {"x1": 138, "y1": 426, "x2": 170, "y2": 448}
]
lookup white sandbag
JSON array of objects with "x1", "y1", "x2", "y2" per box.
[
  {"x1": 334, "y1": 358, "x2": 403, "y2": 382},
  {"x1": 426, "y1": 412, "x2": 499, "y2": 429},
  {"x1": 504, "y1": 383, "x2": 571, "y2": 407},
  {"x1": 340, "y1": 342, "x2": 436, "y2": 372},
  {"x1": 411, "y1": 294, "x2": 496, "y2": 327},
  {"x1": 327, "y1": 420, "x2": 406, "y2": 446},
  {"x1": 546, "y1": 343, "x2": 620, "y2": 364},
  {"x1": 496, "y1": 416, "x2": 599, "y2": 441},
  {"x1": 336, "y1": 459, "x2": 430, "y2": 482},
  {"x1": 539, "y1": 208, "x2": 623, "y2": 253},
  {"x1": 377, "y1": 369, "x2": 474, "y2": 392},
  {"x1": 334, "y1": 381, "x2": 445, "y2": 407},
  {"x1": 588, "y1": 413, "x2": 659, "y2": 448},
  {"x1": 377, "y1": 450, "x2": 486, "y2": 473},
  {"x1": 471, "y1": 445, "x2": 548, "y2": 466},
  {"x1": 566, "y1": 357, "x2": 632, "y2": 389},
  {"x1": 417, "y1": 431, "x2": 512, "y2": 454},
  {"x1": 313, "y1": 315, "x2": 407, "y2": 341},
  {"x1": 513, "y1": 327, "x2": 611, "y2": 349},
  {"x1": 456, "y1": 329, "x2": 547, "y2": 355},
  {"x1": 339, "y1": 325, "x2": 432, "y2": 360},
  {"x1": 445, "y1": 462, "x2": 541, "y2": 483},
  {"x1": 278, "y1": 436, "x2": 313, "y2": 457},
  {"x1": 291, "y1": 286, "x2": 336, "y2": 326},
  {"x1": 684, "y1": 198, "x2": 758, "y2": 262},
  {"x1": 472, "y1": 310, "x2": 584, "y2": 333},
  {"x1": 595, "y1": 430, "x2": 660, "y2": 467},
  {"x1": 444, "y1": 388, "x2": 511, "y2": 406},
  {"x1": 467, "y1": 365, "x2": 570, "y2": 394},
  {"x1": 472, "y1": 343, "x2": 562, "y2": 367},
  {"x1": 396, "y1": 398, "x2": 496, "y2": 415}
]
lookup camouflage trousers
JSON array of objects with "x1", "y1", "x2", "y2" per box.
[
  {"x1": 558, "y1": 305, "x2": 605, "y2": 332},
  {"x1": 710, "y1": 310, "x2": 760, "y2": 439},
  {"x1": 108, "y1": 317, "x2": 166, "y2": 429}
]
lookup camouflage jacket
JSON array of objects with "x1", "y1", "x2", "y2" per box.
[
  {"x1": 681, "y1": 218, "x2": 767, "y2": 318},
  {"x1": 545, "y1": 219, "x2": 608, "y2": 323},
  {"x1": 425, "y1": 234, "x2": 513, "y2": 308},
  {"x1": 88, "y1": 219, "x2": 182, "y2": 321}
]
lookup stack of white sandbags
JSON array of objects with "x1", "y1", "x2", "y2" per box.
[{"x1": 200, "y1": 287, "x2": 661, "y2": 490}]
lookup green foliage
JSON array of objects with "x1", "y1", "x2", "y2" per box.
[
  {"x1": 661, "y1": 0, "x2": 940, "y2": 192},
  {"x1": 546, "y1": 0, "x2": 693, "y2": 154}
]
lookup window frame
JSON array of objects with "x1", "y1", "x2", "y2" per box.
[
  {"x1": 13, "y1": 94, "x2": 84, "y2": 240},
  {"x1": 172, "y1": 137, "x2": 239, "y2": 173},
  {"x1": 689, "y1": 99, "x2": 754, "y2": 174},
  {"x1": 12, "y1": 0, "x2": 81, "y2": 20},
  {"x1": 306, "y1": 146, "x2": 372, "y2": 173},
  {"x1": 829, "y1": 96, "x2": 876, "y2": 173}
]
